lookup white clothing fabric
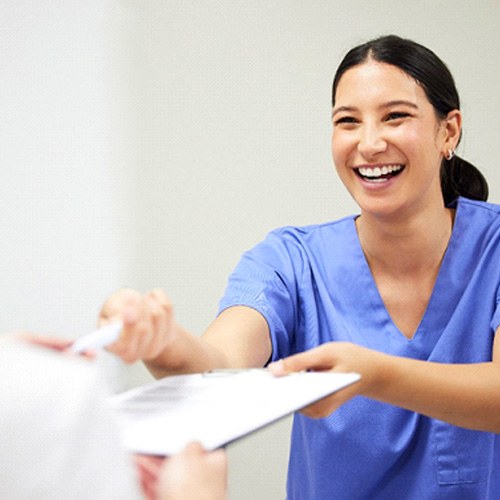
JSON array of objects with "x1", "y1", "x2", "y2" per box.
[{"x1": 0, "y1": 341, "x2": 141, "y2": 500}]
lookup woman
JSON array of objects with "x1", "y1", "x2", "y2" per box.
[{"x1": 101, "y1": 35, "x2": 500, "y2": 498}]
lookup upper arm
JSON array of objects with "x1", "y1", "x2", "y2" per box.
[{"x1": 202, "y1": 306, "x2": 272, "y2": 369}]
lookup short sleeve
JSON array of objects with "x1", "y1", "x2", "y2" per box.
[
  {"x1": 218, "y1": 228, "x2": 301, "y2": 361},
  {"x1": 492, "y1": 282, "x2": 500, "y2": 334}
]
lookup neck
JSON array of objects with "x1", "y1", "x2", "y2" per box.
[{"x1": 356, "y1": 204, "x2": 455, "y2": 277}]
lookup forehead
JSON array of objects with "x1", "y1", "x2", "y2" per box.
[{"x1": 334, "y1": 60, "x2": 428, "y2": 108}]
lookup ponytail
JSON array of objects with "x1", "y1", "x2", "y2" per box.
[{"x1": 440, "y1": 155, "x2": 489, "y2": 206}]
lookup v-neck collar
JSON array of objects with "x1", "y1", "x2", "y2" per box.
[{"x1": 344, "y1": 200, "x2": 464, "y2": 352}]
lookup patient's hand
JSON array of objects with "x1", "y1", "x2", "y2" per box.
[
  {"x1": 133, "y1": 454, "x2": 165, "y2": 500},
  {"x1": 133, "y1": 443, "x2": 227, "y2": 500},
  {"x1": 158, "y1": 442, "x2": 227, "y2": 500},
  {"x1": 18, "y1": 333, "x2": 94, "y2": 359}
]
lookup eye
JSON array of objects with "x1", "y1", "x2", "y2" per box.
[
  {"x1": 333, "y1": 116, "x2": 358, "y2": 127},
  {"x1": 385, "y1": 111, "x2": 411, "y2": 122}
]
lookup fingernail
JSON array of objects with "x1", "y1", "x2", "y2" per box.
[{"x1": 268, "y1": 359, "x2": 285, "y2": 375}]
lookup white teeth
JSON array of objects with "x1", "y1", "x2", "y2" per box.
[{"x1": 357, "y1": 165, "x2": 403, "y2": 178}]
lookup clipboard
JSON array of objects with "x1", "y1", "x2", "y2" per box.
[{"x1": 110, "y1": 369, "x2": 360, "y2": 456}]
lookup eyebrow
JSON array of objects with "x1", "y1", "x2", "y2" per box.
[{"x1": 332, "y1": 100, "x2": 419, "y2": 118}]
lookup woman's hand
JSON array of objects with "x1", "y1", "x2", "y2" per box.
[
  {"x1": 269, "y1": 342, "x2": 388, "y2": 418},
  {"x1": 99, "y1": 288, "x2": 177, "y2": 364},
  {"x1": 270, "y1": 339, "x2": 500, "y2": 432}
]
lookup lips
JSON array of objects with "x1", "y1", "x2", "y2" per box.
[{"x1": 355, "y1": 164, "x2": 405, "y2": 182}]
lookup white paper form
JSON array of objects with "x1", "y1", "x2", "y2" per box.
[{"x1": 110, "y1": 369, "x2": 360, "y2": 456}]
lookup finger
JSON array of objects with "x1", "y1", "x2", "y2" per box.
[
  {"x1": 299, "y1": 381, "x2": 359, "y2": 418},
  {"x1": 109, "y1": 293, "x2": 167, "y2": 363},
  {"x1": 98, "y1": 288, "x2": 142, "y2": 326},
  {"x1": 19, "y1": 333, "x2": 73, "y2": 352},
  {"x1": 129, "y1": 293, "x2": 166, "y2": 361},
  {"x1": 145, "y1": 292, "x2": 167, "y2": 357},
  {"x1": 206, "y1": 448, "x2": 228, "y2": 472},
  {"x1": 134, "y1": 456, "x2": 163, "y2": 500},
  {"x1": 149, "y1": 289, "x2": 174, "y2": 331},
  {"x1": 133, "y1": 454, "x2": 164, "y2": 499},
  {"x1": 145, "y1": 290, "x2": 173, "y2": 359},
  {"x1": 179, "y1": 442, "x2": 228, "y2": 480},
  {"x1": 134, "y1": 454, "x2": 165, "y2": 477},
  {"x1": 18, "y1": 334, "x2": 97, "y2": 361},
  {"x1": 106, "y1": 298, "x2": 143, "y2": 363},
  {"x1": 269, "y1": 345, "x2": 336, "y2": 375},
  {"x1": 181, "y1": 441, "x2": 205, "y2": 455},
  {"x1": 127, "y1": 293, "x2": 171, "y2": 362},
  {"x1": 267, "y1": 359, "x2": 288, "y2": 376},
  {"x1": 149, "y1": 288, "x2": 172, "y2": 308},
  {"x1": 123, "y1": 300, "x2": 150, "y2": 363},
  {"x1": 127, "y1": 297, "x2": 153, "y2": 362},
  {"x1": 181, "y1": 442, "x2": 226, "y2": 465}
]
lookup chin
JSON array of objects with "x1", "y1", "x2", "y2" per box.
[{"x1": 356, "y1": 196, "x2": 408, "y2": 220}]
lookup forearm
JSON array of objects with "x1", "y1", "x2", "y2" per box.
[
  {"x1": 144, "y1": 324, "x2": 230, "y2": 378},
  {"x1": 145, "y1": 306, "x2": 272, "y2": 378},
  {"x1": 101, "y1": 289, "x2": 271, "y2": 377},
  {"x1": 369, "y1": 354, "x2": 500, "y2": 432},
  {"x1": 273, "y1": 338, "x2": 500, "y2": 432}
]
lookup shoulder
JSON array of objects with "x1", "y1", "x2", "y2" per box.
[
  {"x1": 454, "y1": 198, "x2": 500, "y2": 256},
  {"x1": 238, "y1": 215, "x2": 358, "y2": 272},
  {"x1": 268, "y1": 215, "x2": 357, "y2": 245},
  {"x1": 455, "y1": 197, "x2": 500, "y2": 237},
  {"x1": 456, "y1": 197, "x2": 500, "y2": 220}
]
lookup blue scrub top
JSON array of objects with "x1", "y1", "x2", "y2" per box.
[{"x1": 219, "y1": 197, "x2": 500, "y2": 499}]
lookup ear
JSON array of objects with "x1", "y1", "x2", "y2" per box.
[{"x1": 441, "y1": 109, "x2": 462, "y2": 154}]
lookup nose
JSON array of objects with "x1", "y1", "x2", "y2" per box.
[{"x1": 357, "y1": 123, "x2": 387, "y2": 159}]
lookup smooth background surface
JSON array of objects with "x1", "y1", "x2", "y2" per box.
[{"x1": 2, "y1": 2, "x2": 500, "y2": 498}]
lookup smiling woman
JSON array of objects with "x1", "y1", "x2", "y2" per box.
[
  {"x1": 331, "y1": 34, "x2": 488, "y2": 207},
  {"x1": 332, "y1": 59, "x2": 457, "y2": 220},
  {"x1": 98, "y1": 35, "x2": 500, "y2": 500}
]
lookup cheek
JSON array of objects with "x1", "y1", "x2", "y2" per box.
[
  {"x1": 331, "y1": 138, "x2": 351, "y2": 184},
  {"x1": 331, "y1": 133, "x2": 350, "y2": 166},
  {"x1": 397, "y1": 122, "x2": 440, "y2": 157},
  {"x1": 406, "y1": 132, "x2": 442, "y2": 167}
]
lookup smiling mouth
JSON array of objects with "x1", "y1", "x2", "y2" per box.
[{"x1": 355, "y1": 164, "x2": 405, "y2": 182}]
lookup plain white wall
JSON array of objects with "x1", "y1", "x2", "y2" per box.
[
  {"x1": 2, "y1": 1, "x2": 500, "y2": 499},
  {"x1": 0, "y1": 0, "x2": 133, "y2": 336}
]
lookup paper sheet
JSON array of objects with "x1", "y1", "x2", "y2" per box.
[{"x1": 110, "y1": 369, "x2": 360, "y2": 455}]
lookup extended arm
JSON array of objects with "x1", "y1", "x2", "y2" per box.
[
  {"x1": 100, "y1": 288, "x2": 272, "y2": 378},
  {"x1": 146, "y1": 305, "x2": 272, "y2": 378},
  {"x1": 270, "y1": 327, "x2": 500, "y2": 433}
]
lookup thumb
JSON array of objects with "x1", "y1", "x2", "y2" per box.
[{"x1": 268, "y1": 344, "x2": 337, "y2": 376}]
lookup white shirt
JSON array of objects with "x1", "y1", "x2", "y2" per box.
[{"x1": 0, "y1": 340, "x2": 141, "y2": 499}]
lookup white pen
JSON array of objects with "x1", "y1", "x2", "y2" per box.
[{"x1": 70, "y1": 322, "x2": 123, "y2": 354}]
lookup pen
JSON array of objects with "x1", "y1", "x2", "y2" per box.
[
  {"x1": 70, "y1": 322, "x2": 123, "y2": 354},
  {"x1": 202, "y1": 368, "x2": 270, "y2": 377}
]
